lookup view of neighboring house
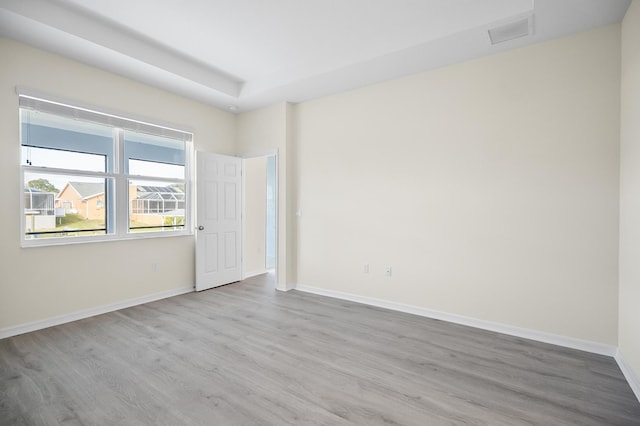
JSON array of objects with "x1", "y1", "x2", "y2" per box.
[
  {"x1": 56, "y1": 182, "x2": 105, "y2": 220},
  {"x1": 24, "y1": 187, "x2": 56, "y2": 232},
  {"x1": 55, "y1": 182, "x2": 185, "y2": 227},
  {"x1": 130, "y1": 185, "x2": 185, "y2": 227}
]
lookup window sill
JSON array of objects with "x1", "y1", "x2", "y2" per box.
[{"x1": 21, "y1": 229, "x2": 193, "y2": 248}]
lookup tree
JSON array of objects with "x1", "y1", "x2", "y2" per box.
[
  {"x1": 169, "y1": 183, "x2": 185, "y2": 192},
  {"x1": 27, "y1": 178, "x2": 59, "y2": 194}
]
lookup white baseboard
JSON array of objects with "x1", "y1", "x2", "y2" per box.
[
  {"x1": 243, "y1": 269, "x2": 269, "y2": 279},
  {"x1": 0, "y1": 285, "x2": 194, "y2": 340},
  {"x1": 294, "y1": 284, "x2": 617, "y2": 357},
  {"x1": 615, "y1": 349, "x2": 640, "y2": 403},
  {"x1": 276, "y1": 283, "x2": 295, "y2": 292}
]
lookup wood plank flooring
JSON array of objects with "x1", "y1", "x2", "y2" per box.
[{"x1": 1, "y1": 273, "x2": 639, "y2": 425}]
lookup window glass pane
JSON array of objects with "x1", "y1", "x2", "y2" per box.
[
  {"x1": 21, "y1": 146, "x2": 106, "y2": 172},
  {"x1": 21, "y1": 109, "x2": 114, "y2": 172},
  {"x1": 129, "y1": 159, "x2": 184, "y2": 179},
  {"x1": 124, "y1": 130, "x2": 184, "y2": 176},
  {"x1": 24, "y1": 173, "x2": 112, "y2": 239},
  {"x1": 129, "y1": 180, "x2": 185, "y2": 233}
]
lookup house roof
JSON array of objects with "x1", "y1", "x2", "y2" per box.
[
  {"x1": 60, "y1": 183, "x2": 183, "y2": 200},
  {"x1": 136, "y1": 185, "x2": 185, "y2": 201},
  {"x1": 67, "y1": 182, "x2": 105, "y2": 199},
  {"x1": 138, "y1": 185, "x2": 183, "y2": 194}
]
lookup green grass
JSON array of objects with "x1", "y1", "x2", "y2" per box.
[
  {"x1": 35, "y1": 214, "x2": 146, "y2": 233},
  {"x1": 31, "y1": 214, "x2": 180, "y2": 238},
  {"x1": 56, "y1": 214, "x2": 105, "y2": 231}
]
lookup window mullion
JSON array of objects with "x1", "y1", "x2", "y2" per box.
[{"x1": 115, "y1": 128, "x2": 127, "y2": 237}]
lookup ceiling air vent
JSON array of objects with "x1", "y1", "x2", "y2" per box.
[{"x1": 488, "y1": 17, "x2": 532, "y2": 45}]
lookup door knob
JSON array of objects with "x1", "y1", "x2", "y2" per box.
[{"x1": 198, "y1": 225, "x2": 204, "y2": 230}]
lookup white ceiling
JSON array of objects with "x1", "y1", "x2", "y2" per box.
[{"x1": 0, "y1": 0, "x2": 631, "y2": 113}]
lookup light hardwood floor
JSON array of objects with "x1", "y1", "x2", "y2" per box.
[{"x1": 1, "y1": 273, "x2": 639, "y2": 425}]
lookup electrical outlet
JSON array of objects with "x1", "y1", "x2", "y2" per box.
[
  {"x1": 151, "y1": 262, "x2": 158, "y2": 272},
  {"x1": 385, "y1": 266, "x2": 392, "y2": 277},
  {"x1": 363, "y1": 264, "x2": 369, "y2": 273}
]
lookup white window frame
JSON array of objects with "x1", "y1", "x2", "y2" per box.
[{"x1": 18, "y1": 88, "x2": 194, "y2": 247}]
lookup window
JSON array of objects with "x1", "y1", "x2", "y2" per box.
[{"x1": 19, "y1": 92, "x2": 192, "y2": 246}]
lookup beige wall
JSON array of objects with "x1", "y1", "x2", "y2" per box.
[
  {"x1": 236, "y1": 102, "x2": 295, "y2": 289},
  {"x1": 293, "y1": 24, "x2": 621, "y2": 345},
  {"x1": 0, "y1": 37, "x2": 235, "y2": 329},
  {"x1": 619, "y1": 0, "x2": 640, "y2": 388},
  {"x1": 244, "y1": 156, "x2": 267, "y2": 275}
]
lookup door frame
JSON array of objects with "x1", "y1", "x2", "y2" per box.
[{"x1": 241, "y1": 149, "x2": 279, "y2": 287}]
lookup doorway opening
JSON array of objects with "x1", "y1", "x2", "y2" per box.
[{"x1": 242, "y1": 153, "x2": 277, "y2": 285}]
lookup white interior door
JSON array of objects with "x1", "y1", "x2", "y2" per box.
[{"x1": 196, "y1": 151, "x2": 242, "y2": 291}]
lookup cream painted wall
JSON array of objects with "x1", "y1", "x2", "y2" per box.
[
  {"x1": 293, "y1": 25, "x2": 621, "y2": 345},
  {"x1": 244, "y1": 156, "x2": 267, "y2": 275},
  {"x1": 619, "y1": 0, "x2": 640, "y2": 386},
  {"x1": 0, "y1": 37, "x2": 235, "y2": 330},
  {"x1": 236, "y1": 102, "x2": 295, "y2": 289}
]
